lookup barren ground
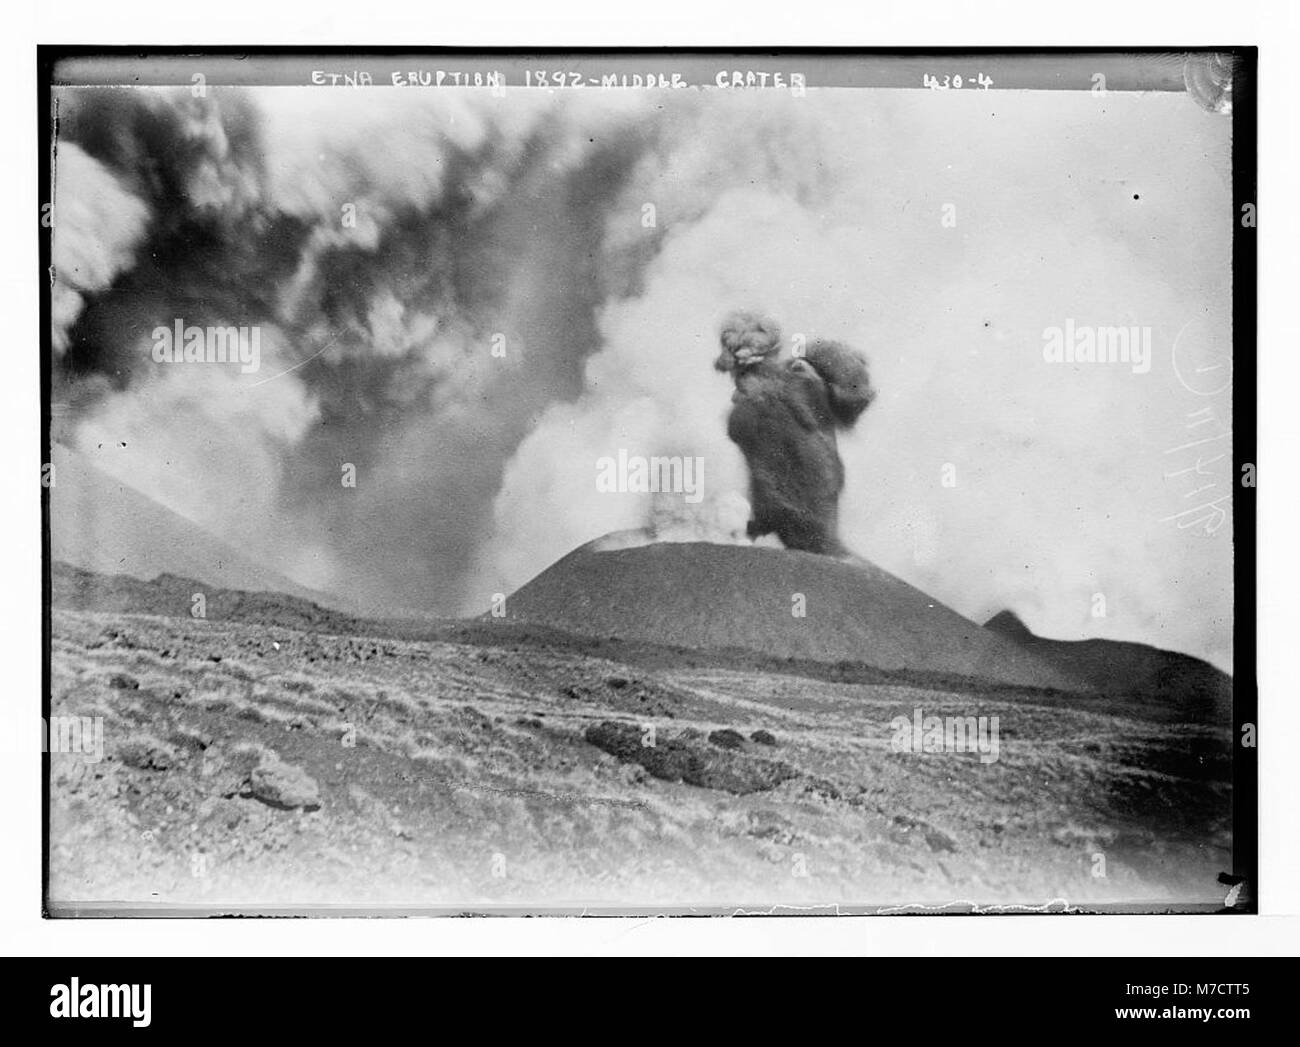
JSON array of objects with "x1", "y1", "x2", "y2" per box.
[{"x1": 48, "y1": 577, "x2": 1232, "y2": 913}]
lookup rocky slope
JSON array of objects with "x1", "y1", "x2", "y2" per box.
[{"x1": 47, "y1": 563, "x2": 1235, "y2": 913}]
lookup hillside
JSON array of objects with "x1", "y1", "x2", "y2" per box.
[
  {"x1": 48, "y1": 443, "x2": 358, "y2": 614},
  {"x1": 985, "y1": 611, "x2": 1233, "y2": 724},
  {"x1": 46, "y1": 561, "x2": 1236, "y2": 912},
  {"x1": 503, "y1": 540, "x2": 1083, "y2": 691}
]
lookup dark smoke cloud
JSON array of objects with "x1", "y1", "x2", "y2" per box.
[
  {"x1": 51, "y1": 86, "x2": 659, "y2": 613},
  {"x1": 714, "y1": 311, "x2": 876, "y2": 556}
]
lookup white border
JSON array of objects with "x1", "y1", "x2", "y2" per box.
[{"x1": 3, "y1": 0, "x2": 1297, "y2": 956}]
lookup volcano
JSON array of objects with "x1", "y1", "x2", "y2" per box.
[
  {"x1": 502, "y1": 534, "x2": 1083, "y2": 690},
  {"x1": 48, "y1": 443, "x2": 354, "y2": 613}
]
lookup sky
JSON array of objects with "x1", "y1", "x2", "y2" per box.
[{"x1": 50, "y1": 80, "x2": 1236, "y2": 670}]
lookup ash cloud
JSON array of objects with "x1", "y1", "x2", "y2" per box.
[{"x1": 713, "y1": 310, "x2": 876, "y2": 555}]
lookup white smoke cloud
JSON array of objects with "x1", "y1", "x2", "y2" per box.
[
  {"x1": 50, "y1": 143, "x2": 151, "y2": 354},
  {"x1": 476, "y1": 89, "x2": 1235, "y2": 670}
]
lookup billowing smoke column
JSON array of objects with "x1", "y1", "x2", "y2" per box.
[
  {"x1": 48, "y1": 86, "x2": 657, "y2": 610},
  {"x1": 713, "y1": 310, "x2": 876, "y2": 556}
]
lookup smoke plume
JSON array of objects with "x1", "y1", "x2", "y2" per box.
[{"x1": 713, "y1": 310, "x2": 875, "y2": 555}]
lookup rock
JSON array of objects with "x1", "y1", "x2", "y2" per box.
[
  {"x1": 108, "y1": 673, "x2": 140, "y2": 690},
  {"x1": 708, "y1": 728, "x2": 746, "y2": 750},
  {"x1": 892, "y1": 814, "x2": 958, "y2": 853},
  {"x1": 117, "y1": 735, "x2": 176, "y2": 771},
  {"x1": 803, "y1": 776, "x2": 843, "y2": 801},
  {"x1": 750, "y1": 729, "x2": 778, "y2": 746},
  {"x1": 248, "y1": 756, "x2": 321, "y2": 811},
  {"x1": 584, "y1": 721, "x2": 797, "y2": 795},
  {"x1": 924, "y1": 827, "x2": 959, "y2": 853}
]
